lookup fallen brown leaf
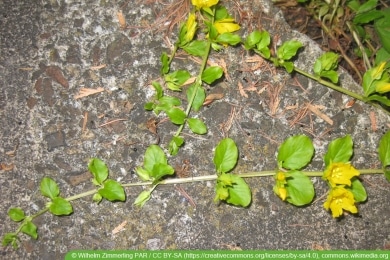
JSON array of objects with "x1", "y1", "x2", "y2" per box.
[
  {"x1": 1, "y1": 163, "x2": 14, "y2": 171},
  {"x1": 183, "y1": 76, "x2": 196, "y2": 86},
  {"x1": 74, "y1": 87, "x2": 105, "y2": 99},
  {"x1": 45, "y1": 66, "x2": 69, "y2": 88},
  {"x1": 146, "y1": 118, "x2": 158, "y2": 135},
  {"x1": 203, "y1": 93, "x2": 224, "y2": 106},
  {"x1": 345, "y1": 98, "x2": 356, "y2": 108},
  {"x1": 112, "y1": 220, "x2": 127, "y2": 235},
  {"x1": 117, "y1": 10, "x2": 126, "y2": 29}
]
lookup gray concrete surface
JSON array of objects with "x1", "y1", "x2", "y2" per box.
[{"x1": 1, "y1": 0, "x2": 389, "y2": 259}]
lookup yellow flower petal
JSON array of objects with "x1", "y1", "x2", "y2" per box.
[
  {"x1": 214, "y1": 19, "x2": 240, "y2": 34},
  {"x1": 375, "y1": 81, "x2": 390, "y2": 94},
  {"x1": 371, "y1": 62, "x2": 386, "y2": 80},
  {"x1": 273, "y1": 185, "x2": 287, "y2": 201},
  {"x1": 191, "y1": 0, "x2": 219, "y2": 9},
  {"x1": 323, "y1": 162, "x2": 360, "y2": 187},
  {"x1": 324, "y1": 187, "x2": 358, "y2": 218},
  {"x1": 276, "y1": 172, "x2": 286, "y2": 182},
  {"x1": 278, "y1": 187, "x2": 287, "y2": 201},
  {"x1": 185, "y1": 13, "x2": 197, "y2": 43}
]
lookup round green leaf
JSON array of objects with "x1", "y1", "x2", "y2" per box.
[
  {"x1": 182, "y1": 40, "x2": 208, "y2": 57},
  {"x1": 313, "y1": 52, "x2": 339, "y2": 75},
  {"x1": 378, "y1": 131, "x2": 390, "y2": 182},
  {"x1": 98, "y1": 179, "x2": 125, "y2": 202},
  {"x1": 144, "y1": 102, "x2": 154, "y2": 111},
  {"x1": 201, "y1": 66, "x2": 224, "y2": 84},
  {"x1": 144, "y1": 144, "x2": 168, "y2": 173},
  {"x1": 216, "y1": 32, "x2": 241, "y2": 46},
  {"x1": 2, "y1": 233, "x2": 18, "y2": 249},
  {"x1": 277, "y1": 40, "x2": 303, "y2": 61},
  {"x1": 256, "y1": 31, "x2": 271, "y2": 51},
  {"x1": 164, "y1": 70, "x2": 191, "y2": 91},
  {"x1": 285, "y1": 171, "x2": 315, "y2": 206},
  {"x1": 244, "y1": 30, "x2": 261, "y2": 49},
  {"x1": 324, "y1": 135, "x2": 353, "y2": 167},
  {"x1": 277, "y1": 135, "x2": 314, "y2": 170},
  {"x1": 151, "y1": 163, "x2": 175, "y2": 181},
  {"x1": 8, "y1": 208, "x2": 25, "y2": 222},
  {"x1": 186, "y1": 84, "x2": 206, "y2": 112},
  {"x1": 320, "y1": 70, "x2": 339, "y2": 84},
  {"x1": 225, "y1": 174, "x2": 251, "y2": 207},
  {"x1": 169, "y1": 136, "x2": 185, "y2": 156},
  {"x1": 135, "y1": 167, "x2": 152, "y2": 181},
  {"x1": 92, "y1": 193, "x2": 103, "y2": 204},
  {"x1": 215, "y1": 174, "x2": 251, "y2": 207},
  {"x1": 156, "y1": 96, "x2": 182, "y2": 114},
  {"x1": 215, "y1": 5, "x2": 230, "y2": 20},
  {"x1": 88, "y1": 158, "x2": 109, "y2": 185},
  {"x1": 214, "y1": 138, "x2": 238, "y2": 173},
  {"x1": 40, "y1": 177, "x2": 60, "y2": 200},
  {"x1": 151, "y1": 81, "x2": 163, "y2": 99},
  {"x1": 347, "y1": 178, "x2": 367, "y2": 202},
  {"x1": 21, "y1": 221, "x2": 38, "y2": 239},
  {"x1": 134, "y1": 190, "x2": 152, "y2": 207},
  {"x1": 282, "y1": 61, "x2": 294, "y2": 73},
  {"x1": 49, "y1": 197, "x2": 73, "y2": 216},
  {"x1": 379, "y1": 131, "x2": 390, "y2": 167},
  {"x1": 160, "y1": 52, "x2": 169, "y2": 74},
  {"x1": 187, "y1": 118, "x2": 207, "y2": 134},
  {"x1": 166, "y1": 107, "x2": 186, "y2": 125}
]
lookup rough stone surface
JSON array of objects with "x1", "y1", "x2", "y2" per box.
[{"x1": 1, "y1": 0, "x2": 389, "y2": 258}]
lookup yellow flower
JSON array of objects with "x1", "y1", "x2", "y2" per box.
[
  {"x1": 324, "y1": 187, "x2": 358, "y2": 218},
  {"x1": 323, "y1": 162, "x2": 360, "y2": 187},
  {"x1": 276, "y1": 172, "x2": 286, "y2": 182},
  {"x1": 278, "y1": 187, "x2": 287, "y2": 201},
  {"x1": 372, "y1": 62, "x2": 386, "y2": 80},
  {"x1": 274, "y1": 172, "x2": 288, "y2": 201},
  {"x1": 184, "y1": 13, "x2": 197, "y2": 43},
  {"x1": 214, "y1": 18, "x2": 240, "y2": 34},
  {"x1": 191, "y1": 0, "x2": 218, "y2": 9},
  {"x1": 375, "y1": 80, "x2": 390, "y2": 94}
]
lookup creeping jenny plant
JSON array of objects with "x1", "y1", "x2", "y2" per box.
[
  {"x1": 3, "y1": 0, "x2": 390, "y2": 250},
  {"x1": 146, "y1": 0, "x2": 241, "y2": 155}
]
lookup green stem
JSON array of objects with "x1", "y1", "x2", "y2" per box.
[
  {"x1": 122, "y1": 168, "x2": 384, "y2": 187},
  {"x1": 23, "y1": 168, "x2": 385, "y2": 214},
  {"x1": 173, "y1": 8, "x2": 215, "y2": 138},
  {"x1": 294, "y1": 66, "x2": 390, "y2": 115},
  {"x1": 168, "y1": 44, "x2": 179, "y2": 68},
  {"x1": 359, "y1": 169, "x2": 385, "y2": 174},
  {"x1": 66, "y1": 188, "x2": 98, "y2": 202},
  {"x1": 293, "y1": 67, "x2": 365, "y2": 101},
  {"x1": 9, "y1": 167, "x2": 384, "y2": 238},
  {"x1": 14, "y1": 208, "x2": 49, "y2": 236},
  {"x1": 30, "y1": 207, "x2": 49, "y2": 219}
]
